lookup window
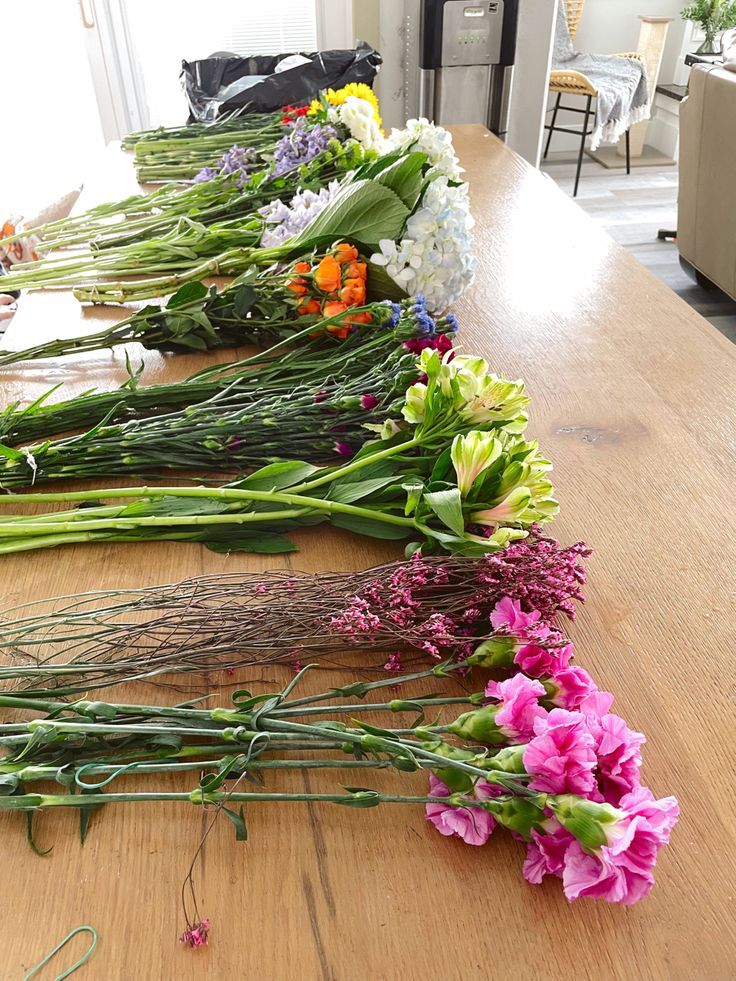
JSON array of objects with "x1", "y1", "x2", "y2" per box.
[{"x1": 122, "y1": 0, "x2": 318, "y2": 127}]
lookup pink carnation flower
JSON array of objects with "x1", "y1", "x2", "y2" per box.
[
  {"x1": 425, "y1": 774, "x2": 497, "y2": 846},
  {"x1": 515, "y1": 640, "x2": 573, "y2": 678},
  {"x1": 484, "y1": 673, "x2": 548, "y2": 741},
  {"x1": 579, "y1": 692, "x2": 646, "y2": 803},
  {"x1": 523, "y1": 821, "x2": 575, "y2": 884},
  {"x1": 562, "y1": 788, "x2": 679, "y2": 905},
  {"x1": 523, "y1": 709, "x2": 597, "y2": 795},
  {"x1": 490, "y1": 597, "x2": 541, "y2": 634},
  {"x1": 547, "y1": 665, "x2": 598, "y2": 710}
]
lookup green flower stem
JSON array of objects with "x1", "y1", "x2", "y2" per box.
[
  {"x1": 71, "y1": 245, "x2": 291, "y2": 305},
  {"x1": 0, "y1": 693, "x2": 471, "y2": 721},
  {"x1": 0, "y1": 790, "x2": 489, "y2": 811},
  {"x1": 0, "y1": 486, "x2": 417, "y2": 538},
  {"x1": 264, "y1": 718, "x2": 497, "y2": 783},
  {"x1": 281, "y1": 660, "x2": 469, "y2": 709},
  {"x1": 292, "y1": 435, "x2": 421, "y2": 494},
  {"x1": 4, "y1": 758, "x2": 395, "y2": 783},
  {"x1": 270, "y1": 697, "x2": 473, "y2": 718}
]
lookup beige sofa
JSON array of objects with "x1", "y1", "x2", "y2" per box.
[{"x1": 678, "y1": 63, "x2": 736, "y2": 301}]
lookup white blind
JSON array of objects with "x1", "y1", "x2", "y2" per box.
[
  {"x1": 123, "y1": 0, "x2": 318, "y2": 126},
  {"x1": 223, "y1": 1, "x2": 317, "y2": 55}
]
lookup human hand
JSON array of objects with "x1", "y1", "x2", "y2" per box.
[{"x1": 0, "y1": 294, "x2": 17, "y2": 321}]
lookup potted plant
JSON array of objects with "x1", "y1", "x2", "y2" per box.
[{"x1": 682, "y1": 0, "x2": 736, "y2": 54}]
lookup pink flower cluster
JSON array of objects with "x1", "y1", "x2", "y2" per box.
[
  {"x1": 425, "y1": 595, "x2": 679, "y2": 906},
  {"x1": 324, "y1": 536, "x2": 589, "y2": 665},
  {"x1": 180, "y1": 919, "x2": 210, "y2": 948}
]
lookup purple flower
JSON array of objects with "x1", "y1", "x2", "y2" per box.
[
  {"x1": 194, "y1": 145, "x2": 255, "y2": 189},
  {"x1": 272, "y1": 118, "x2": 338, "y2": 177}
]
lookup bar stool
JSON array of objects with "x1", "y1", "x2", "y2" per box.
[{"x1": 544, "y1": 0, "x2": 638, "y2": 197}]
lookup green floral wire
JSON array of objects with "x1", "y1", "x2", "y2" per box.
[{"x1": 22, "y1": 926, "x2": 97, "y2": 981}]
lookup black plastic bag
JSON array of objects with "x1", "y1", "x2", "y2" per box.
[{"x1": 182, "y1": 41, "x2": 382, "y2": 122}]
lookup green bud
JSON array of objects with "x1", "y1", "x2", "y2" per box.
[
  {"x1": 466, "y1": 636, "x2": 517, "y2": 668},
  {"x1": 483, "y1": 744, "x2": 526, "y2": 774},
  {"x1": 420, "y1": 738, "x2": 479, "y2": 793},
  {"x1": 549, "y1": 795, "x2": 621, "y2": 852},
  {"x1": 484, "y1": 794, "x2": 548, "y2": 839},
  {"x1": 447, "y1": 706, "x2": 506, "y2": 746}
]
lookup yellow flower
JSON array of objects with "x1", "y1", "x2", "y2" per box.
[{"x1": 327, "y1": 83, "x2": 383, "y2": 130}]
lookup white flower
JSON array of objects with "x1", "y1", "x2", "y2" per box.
[
  {"x1": 386, "y1": 118, "x2": 462, "y2": 179},
  {"x1": 401, "y1": 382, "x2": 428, "y2": 424},
  {"x1": 370, "y1": 176, "x2": 475, "y2": 310},
  {"x1": 330, "y1": 97, "x2": 386, "y2": 153}
]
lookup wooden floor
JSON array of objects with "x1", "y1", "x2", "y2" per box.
[{"x1": 540, "y1": 153, "x2": 736, "y2": 343}]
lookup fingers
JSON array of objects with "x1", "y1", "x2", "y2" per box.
[{"x1": 0, "y1": 294, "x2": 17, "y2": 321}]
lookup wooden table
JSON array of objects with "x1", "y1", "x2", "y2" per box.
[{"x1": 1, "y1": 127, "x2": 734, "y2": 981}]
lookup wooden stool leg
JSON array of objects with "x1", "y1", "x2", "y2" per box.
[
  {"x1": 573, "y1": 95, "x2": 593, "y2": 197},
  {"x1": 625, "y1": 128, "x2": 631, "y2": 174},
  {"x1": 544, "y1": 93, "x2": 561, "y2": 159}
]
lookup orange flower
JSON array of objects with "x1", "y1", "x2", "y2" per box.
[
  {"x1": 293, "y1": 260, "x2": 311, "y2": 274},
  {"x1": 314, "y1": 255, "x2": 341, "y2": 294},
  {"x1": 287, "y1": 278, "x2": 308, "y2": 296},
  {"x1": 297, "y1": 298, "x2": 321, "y2": 315},
  {"x1": 340, "y1": 279, "x2": 366, "y2": 305},
  {"x1": 346, "y1": 311, "x2": 373, "y2": 325},
  {"x1": 333, "y1": 242, "x2": 358, "y2": 265},
  {"x1": 343, "y1": 260, "x2": 367, "y2": 281},
  {"x1": 322, "y1": 300, "x2": 349, "y2": 319}
]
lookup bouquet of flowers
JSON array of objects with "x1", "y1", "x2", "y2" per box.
[
  {"x1": 0, "y1": 535, "x2": 589, "y2": 694},
  {"x1": 0, "y1": 635, "x2": 678, "y2": 913},
  {"x1": 0, "y1": 300, "x2": 459, "y2": 486},
  {"x1": 0, "y1": 346, "x2": 552, "y2": 557}
]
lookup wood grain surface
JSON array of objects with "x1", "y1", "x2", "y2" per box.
[{"x1": 0, "y1": 127, "x2": 734, "y2": 981}]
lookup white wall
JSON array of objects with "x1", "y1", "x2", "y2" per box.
[
  {"x1": 574, "y1": 0, "x2": 687, "y2": 84},
  {"x1": 548, "y1": 0, "x2": 688, "y2": 155}
]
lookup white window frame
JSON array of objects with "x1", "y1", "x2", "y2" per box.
[{"x1": 316, "y1": 0, "x2": 354, "y2": 50}]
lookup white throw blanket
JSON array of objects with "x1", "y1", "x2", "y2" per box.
[{"x1": 553, "y1": 0, "x2": 650, "y2": 150}]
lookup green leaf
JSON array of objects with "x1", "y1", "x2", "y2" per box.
[
  {"x1": 365, "y1": 260, "x2": 409, "y2": 302},
  {"x1": 234, "y1": 460, "x2": 319, "y2": 492},
  {"x1": 373, "y1": 152, "x2": 427, "y2": 211},
  {"x1": 0, "y1": 443, "x2": 25, "y2": 462},
  {"x1": 327, "y1": 476, "x2": 397, "y2": 504},
  {"x1": 222, "y1": 805, "x2": 248, "y2": 841},
  {"x1": 424, "y1": 488, "x2": 466, "y2": 536},
  {"x1": 233, "y1": 284, "x2": 257, "y2": 319},
  {"x1": 26, "y1": 811, "x2": 52, "y2": 857},
  {"x1": 290, "y1": 180, "x2": 409, "y2": 252},
  {"x1": 330, "y1": 513, "x2": 410, "y2": 540},
  {"x1": 204, "y1": 531, "x2": 299, "y2": 555},
  {"x1": 166, "y1": 281, "x2": 209, "y2": 309}
]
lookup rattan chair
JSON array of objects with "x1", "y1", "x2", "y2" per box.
[{"x1": 544, "y1": 0, "x2": 641, "y2": 197}]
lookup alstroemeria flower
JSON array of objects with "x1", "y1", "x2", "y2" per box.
[
  {"x1": 401, "y1": 382, "x2": 428, "y2": 424},
  {"x1": 451, "y1": 431, "x2": 502, "y2": 496},
  {"x1": 471, "y1": 486, "x2": 532, "y2": 527}
]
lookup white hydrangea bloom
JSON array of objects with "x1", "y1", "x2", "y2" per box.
[
  {"x1": 370, "y1": 176, "x2": 475, "y2": 311},
  {"x1": 328, "y1": 97, "x2": 386, "y2": 153},
  {"x1": 386, "y1": 118, "x2": 462, "y2": 179}
]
